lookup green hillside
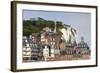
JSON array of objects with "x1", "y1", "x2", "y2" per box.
[{"x1": 23, "y1": 17, "x2": 64, "y2": 37}]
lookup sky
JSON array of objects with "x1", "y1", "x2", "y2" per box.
[{"x1": 23, "y1": 10, "x2": 91, "y2": 46}]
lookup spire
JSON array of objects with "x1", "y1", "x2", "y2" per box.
[
  {"x1": 81, "y1": 36, "x2": 84, "y2": 42},
  {"x1": 54, "y1": 21, "x2": 56, "y2": 33}
]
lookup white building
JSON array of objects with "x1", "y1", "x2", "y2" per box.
[{"x1": 23, "y1": 37, "x2": 32, "y2": 62}]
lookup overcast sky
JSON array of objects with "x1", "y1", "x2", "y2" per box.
[{"x1": 23, "y1": 10, "x2": 91, "y2": 46}]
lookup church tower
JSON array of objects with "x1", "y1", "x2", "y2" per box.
[{"x1": 54, "y1": 21, "x2": 57, "y2": 33}]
